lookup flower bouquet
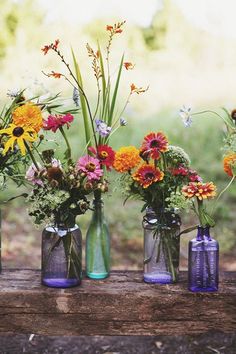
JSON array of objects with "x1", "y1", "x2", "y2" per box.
[
  {"x1": 41, "y1": 21, "x2": 148, "y2": 279},
  {"x1": 114, "y1": 131, "x2": 201, "y2": 283},
  {"x1": 24, "y1": 110, "x2": 111, "y2": 287},
  {"x1": 0, "y1": 89, "x2": 61, "y2": 272},
  {"x1": 181, "y1": 181, "x2": 219, "y2": 291}
]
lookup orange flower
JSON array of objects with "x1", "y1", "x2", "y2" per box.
[
  {"x1": 106, "y1": 25, "x2": 113, "y2": 31},
  {"x1": 49, "y1": 71, "x2": 63, "y2": 79},
  {"x1": 41, "y1": 45, "x2": 50, "y2": 55},
  {"x1": 106, "y1": 21, "x2": 125, "y2": 34},
  {"x1": 182, "y1": 182, "x2": 216, "y2": 200},
  {"x1": 113, "y1": 146, "x2": 141, "y2": 173},
  {"x1": 12, "y1": 103, "x2": 43, "y2": 133},
  {"x1": 124, "y1": 62, "x2": 135, "y2": 70},
  {"x1": 132, "y1": 164, "x2": 164, "y2": 189},
  {"x1": 41, "y1": 39, "x2": 60, "y2": 55},
  {"x1": 130, "y1": 83, "x2": 148, "y2": 94},
  {"x1": 223, "y1": 153, "x2": 236, "y2": 177}
]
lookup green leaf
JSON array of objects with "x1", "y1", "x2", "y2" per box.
[
  {"x1": 108, "y1": 54, "x2": 124, "y2": 126},
  {"x1": 71, "y1": 48, "x2": 91, "y2": 146}
]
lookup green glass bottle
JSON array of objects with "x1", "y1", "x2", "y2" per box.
[{"x1": 86, "y1": 198, "x2": 110, "y2": 279}]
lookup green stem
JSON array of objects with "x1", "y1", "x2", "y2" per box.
[
  {"x1": 192, "y1": 110, "x2": 235, "y2": 129},
  {"x1": 25, "y1": 142, "x2": 39, "y2": 171},
  {"x1": 59, "y1": 126, "x2": 72, "y2": 163},
  {"x1": 164, "y1": 234, "x2": 177, "y2": 282},
  {"x1": 160, "y1": 152, "x2": 167, "y2": 172},
  {"x1": 211, "y1": 175, "x2": 235, "y2": 214}
]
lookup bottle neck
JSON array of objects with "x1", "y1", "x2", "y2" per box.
[
  {"x1": 196, "y1": 226, "x2": 204, "y2": 241},
  {"x1": 203, "y1": 226, "x2": 212, "y2": 240},
  {"x1": 92, "y1": 198, "x2": 104, "y2": 221}
]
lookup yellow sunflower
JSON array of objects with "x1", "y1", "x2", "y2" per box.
[
  {"x1": 0, "y1": 124, "x2": 38, "y2": 155},
  {"x1": 12, "y1": 103, "x2": 43, "y2": 133}
]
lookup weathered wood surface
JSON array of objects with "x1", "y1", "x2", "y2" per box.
[{"x1": 0, "y1": 269, "x2": 235, "y2": 336}]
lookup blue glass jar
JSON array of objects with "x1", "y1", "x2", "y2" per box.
[
  {"x1": 42, "y1": 222, "x2": 82, "y2": 288},
  {"x1": 188, "y1": 226, "x2": 219, "y2": 292}
]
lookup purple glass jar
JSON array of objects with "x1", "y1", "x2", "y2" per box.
[
  {"x1": 42, "y1": 222, "x2": 82, "y2": 288},
  {"x1": 188, "y1": 226, "x2": 219, "y2": 292}
]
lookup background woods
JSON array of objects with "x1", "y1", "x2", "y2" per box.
[{"x1": 1, "y1": 0, "x2": 236, "y2": 271}]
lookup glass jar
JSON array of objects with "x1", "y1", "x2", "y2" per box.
[
  {"x1": 188, "y1": 226, "x2": 219, "y2": 292},
  {"x1": 143, "y1": 208, "x2": 181, "y2": 284},
  {"x1": 86, "y1": 198, "x2": 110, "y2": 279},
  {"x1": 42, "y1": 222, "x2": 82, "y2": 288}
]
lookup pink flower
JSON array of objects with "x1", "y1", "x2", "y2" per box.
[
  {"x1": 25, "y1": 163, "x2": 44, "y2": 186},
  {"x1": 43, "y1": 113, "x2": 74, "y2": 133},
  {"x1": 76, "y1": 155, "x2": 103, "y2": 181},
  {"x1": 189, "y1": 169, "x2": 202, "y2": 182}
]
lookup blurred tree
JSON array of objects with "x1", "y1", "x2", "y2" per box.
[
  {"x1": 142, "y1": 0, "x2": 170, "y2": 51},
  {"x1": 0, "y1": 0, "x2": 44, "y2": 61},
  {"x1": 0, "y1": 0, "x2": 18, "y2": 58}
]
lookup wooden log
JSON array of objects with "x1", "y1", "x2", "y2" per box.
[{"x1": 0, "y1": 269, "x2": 235, "y2": 336}]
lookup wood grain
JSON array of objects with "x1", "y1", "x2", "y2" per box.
[{"x1": 0, "y1": 269, "x2": 235, "y2": 335}]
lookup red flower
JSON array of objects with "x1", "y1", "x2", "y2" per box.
[
  {"x1": 140, "y1": 132, "x2": 168, "y2": 160},
  {"x1": 132, "y1": 164, "x2": 164, "y2": 188},
  {"x1": 171, "y1": 165, "x2": 189, "y2": 176},
  {"x1": 89, "y1": 145, "x2": 115, "y2": 170},
  {"x1": 43, "y1": 113, "x2": 74, "y2": 133}
]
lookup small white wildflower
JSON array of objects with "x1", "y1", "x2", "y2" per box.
[
  {"x1": 7, "y1": 88, "x2": 21, "y2": 98},
  {"x1": 179, "y1": 105, "x2": 192, "y2": 128}
]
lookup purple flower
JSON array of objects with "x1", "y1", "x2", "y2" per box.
[{"x1": 95, "y1": 119, "x2": 112, "y2": 137}]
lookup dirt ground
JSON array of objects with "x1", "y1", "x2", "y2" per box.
[{"x1": 0, "y1": 332, "x2": 236, "y2": 354}]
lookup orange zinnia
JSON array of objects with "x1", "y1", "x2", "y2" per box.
[
  {"x1": 223, "y1": 153, "x2": 236, "y2": 177},
  {"x1": 132, "y1": 164, "x2": 164, "y2": 189},
  {"x1": 182, "y1": 182, "x2": 216, "y2": 200}
]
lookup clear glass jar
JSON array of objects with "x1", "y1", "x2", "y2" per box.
[
  {"x1": 42, "y1": 222, "x2": 82, "y2": 288},
  {"x1": 143, "y1": 208, "x2": 181, "y2": 284},
  {"x1": 188, "y1": 226, "x2": 219, "y2": 292},
  {"x1": 86, "y1": 198, "x2": 110, "y2": 279}
]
